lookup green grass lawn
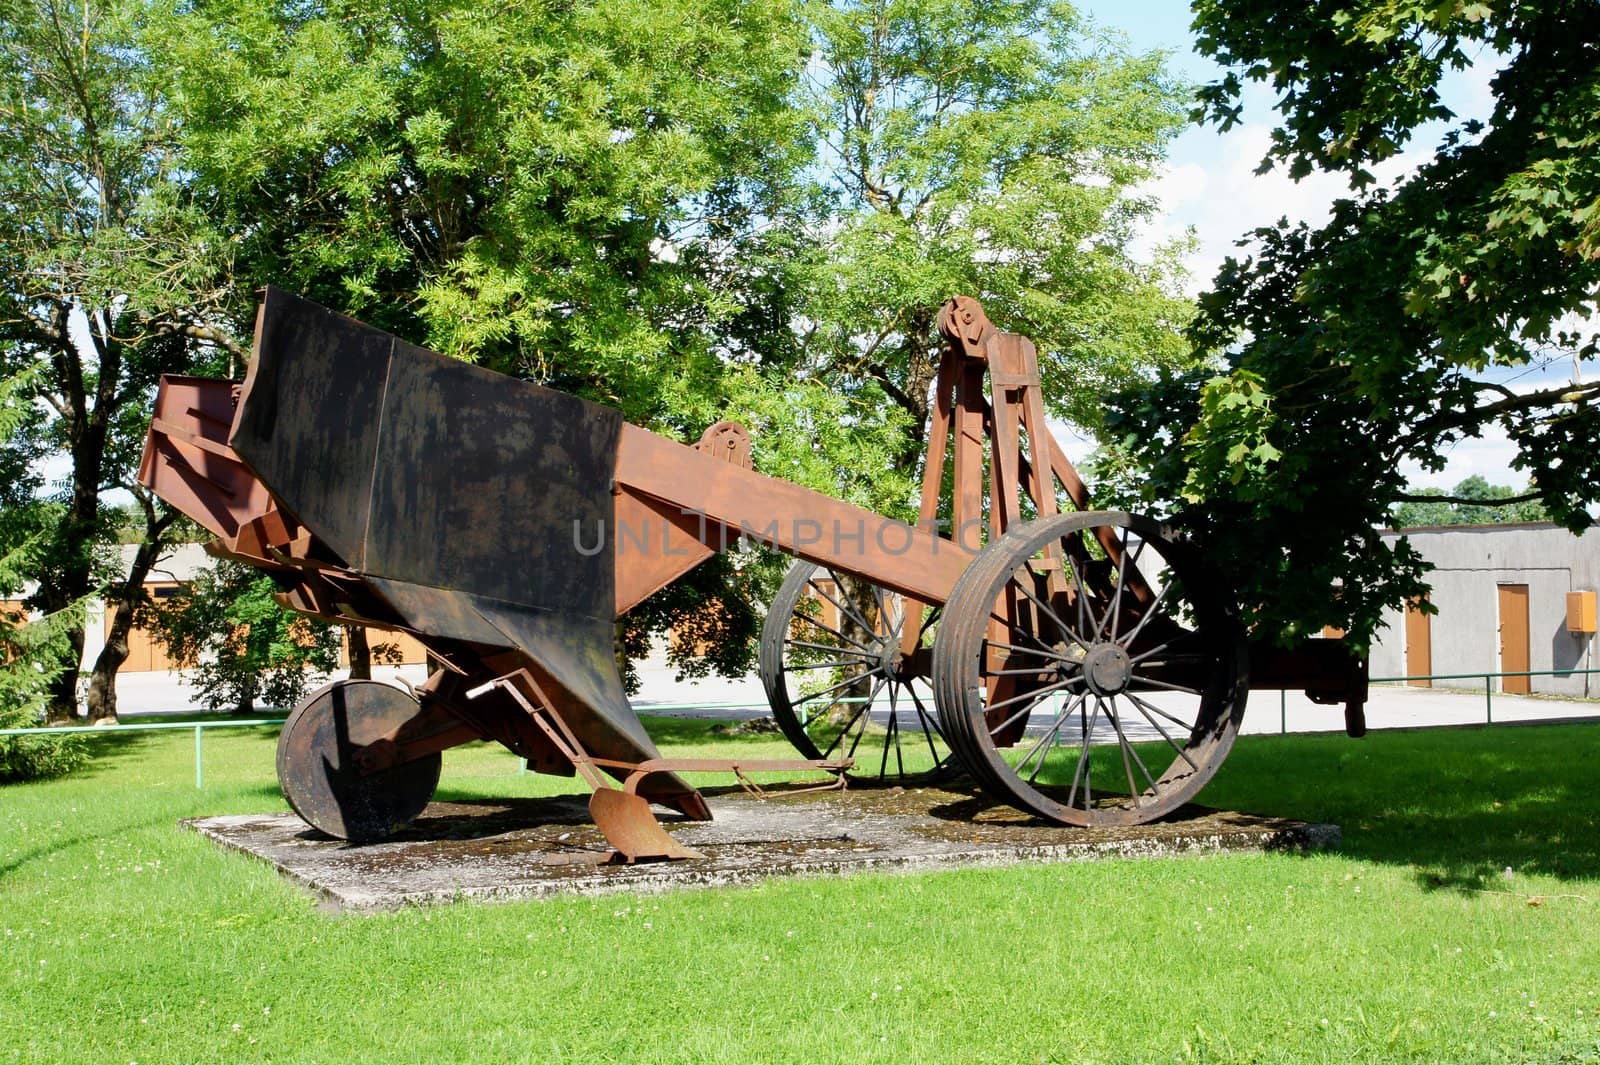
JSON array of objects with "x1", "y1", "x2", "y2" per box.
[{"x1": 4, "y1": 718, "x2": 1600, "y2": 1064}]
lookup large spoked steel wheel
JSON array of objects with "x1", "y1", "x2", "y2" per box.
[
  {"x1": 933, "y1": 511, "x2": 1247, "y2": 826},
  {"x1": 276, "y1": 679, "x2": 441, "y2": 843},
  {"x1": 760, "y1": 560, "x2": 952, "y2": 781}
]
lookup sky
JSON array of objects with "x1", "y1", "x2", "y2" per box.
[
  {"x1": 1074, "y1": 0, "x2": 1593, "y2": 491},
  {"x1": 48, "y1": 4, "x2": 1588, "y2": 502}
]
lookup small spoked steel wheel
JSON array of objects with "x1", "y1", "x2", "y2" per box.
[
  {"x1": 760, "y1": 560, "x2": 952, "y2": 781},
  {"x1": 276, "y1": 679, "x2": 441, "y2": 843},
  {"x1": 932, "y1": 511, "x2": 1247, "y2": 825}
]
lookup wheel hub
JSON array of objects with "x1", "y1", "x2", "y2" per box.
[
  {"x1": 1083, "y1": 643, "x2": 1132, "y2": 695},
  {"x1": 874, "y1": 637, "x2": 900, "y2": 673}
]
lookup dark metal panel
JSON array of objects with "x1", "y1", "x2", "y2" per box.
[
  {"x1": 469, "y1": 600, "x2": 656, "y2": 755},
  {"x1": 229, "y1": 288, "x2": 393, "y2": 567},
  {"x1": 362, "y1": 577, "x2": 513, "y2": 649},
  {"x1": 364, "y1": 576, "x2": 676, "y2": 787},
  {"x1": 364, "y1": 336, "x2": 619, "y2": 617}
]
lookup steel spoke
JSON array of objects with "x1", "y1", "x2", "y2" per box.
[
  {"x1": 1096, "y1": 534, "x2": 1146, "y2": 643},
  {"x1": 985, "y1": 613, "x2": 1064, "y2": 654},
  {"x1": 784, "y1": 659, "x2": 871, "y2": 673},
  {"x1": 1123, "y1": 690, "x2": 1199, "y2": 735},
  {"x1": 1061, "y1": 550, "x2": 1105, "y2": 639},
  {"x1": 1132, "y1": 653, "x2": 1211, "y2": 670},
  {"x1": 981, "y1": 676, "x2": 1077, "y2": 719},
  {"x1": 791, "y1": 611, "x2": 875, "y2": 652},
  {"x1": 792, "y1": 671, "x2": 879, "y2": 709},
  {"x1": 982, "y1": 639, "x2": 1080, "y2": 666},
  {"x1": 882, "y1": 681, "x2": 901, "y2": 778},
  {"x1": 1009, "y1": 576, "x2": 1092, "y2": 653},
  {"x1": 1025, "y1": 693, "x2": 1087, "y2": 784},
  {"x1": 984, "y1": 677, "x2": 1081, "y2": 743},
  {"x1": 1127, "y1": 636, "x2": 1194, "y2": 666},
  {"x1": 784, "y1": 637, "x2": 878, "y2": 659},
  {"x1": 904, "y1": 682, "x2": 944, "y2": 767},
  {"x1": 1127, "y1": 677, "x2": 1202, "y2": 696},
  {"x1": 1124, "y1": 692, "x2": 1200, "y2": 772},
  {"x1": 872, "y1": 583, "x2": 891, "y2": 637},
  {"x1": 819, "y1": 689, "x2": 874, "y2": 761},
  {"x1": 1066, "y1": 696, "x2": 1104, "y2": 811},
  {"x1": 842, "y1": 675, "x2": 889, "y2": 761},
  {"x1": 1117, "y1": 581, "x2": 1173, "y2": 649},
  {"x1": 1105, "y1": 695, "x2": 1159, "y2": 800},
  {"x1": 807, "y1": 577, "x2": 877, "y2": 640}
]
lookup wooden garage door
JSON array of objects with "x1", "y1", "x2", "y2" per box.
[
  {"x1": 110, "y1": 584, "x2": 181, "y2": 672},
  {"x1": 1497, "y1": 584, "x2": 1530, "y2": 694},
  {"x1": 1404, "y1": 599, "x2": 1431, "y2": 687}
]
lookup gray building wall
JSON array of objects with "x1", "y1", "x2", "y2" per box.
[{"x1": 1370, "y1": 523, "x2": 1599, "y2": 697}]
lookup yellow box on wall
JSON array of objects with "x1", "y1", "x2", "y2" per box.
[{"x1": 1569, "y1": 590, "x2": 1598, "y2": 634}]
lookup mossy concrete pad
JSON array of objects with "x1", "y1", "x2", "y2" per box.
[{"x1": 186, "y1": 784, "x2": 1339, "y2": 912}]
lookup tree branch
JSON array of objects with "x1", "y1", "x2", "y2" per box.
[
  {"x1": 153, "y1": 320, "x2": 248, "y2": 360},
  {"x1": 1397, "y1": 379, "x2": 1600, "y2": 450},
  {"x1": 1397, "y1": 490, "x2": 1542, "y2": 506}
]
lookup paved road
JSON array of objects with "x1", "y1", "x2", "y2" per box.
[{"x1": 106, "y1": 652, "x2": 1598, "y2": 736}]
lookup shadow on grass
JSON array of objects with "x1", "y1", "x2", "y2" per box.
[
  {"x1": 72, "y1": 709, "x2": 1594, "y2": 892},
  {"x1": 635, "y1": 714, "x2": 781, "y2": 747},
  {"x1": 69, "y1": 730, "x2": 164, "y2": 776},
  {"x1": 0, "y1": 827, "x2": 139, "y2": 879},
  {"x1": 1200, "y1": 722, "x2": 1600, "y2": 890}
]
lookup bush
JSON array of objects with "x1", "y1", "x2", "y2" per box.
[
  {"x1": 0, "y1": 619, "x2": 87, "y2": 784},
  {"x1": 151, "y1": 559, "x2": 341, "y2": 713}
]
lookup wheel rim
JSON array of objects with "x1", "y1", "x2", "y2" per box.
[
  {"x1": 276, "y1": 679, "x2": 442, "y2": 843},
  {"x1": 933, "y1": 512, "x2": 1247, "y2": 826},
  {"x1": 760, "y1": 561, "x2": 953, "y2": 781}
]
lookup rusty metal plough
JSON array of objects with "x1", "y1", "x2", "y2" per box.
[{"x1": 141, "y1": 289, "x2": 1365, "y2": 861}]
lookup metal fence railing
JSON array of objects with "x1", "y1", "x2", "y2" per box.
[
  {"x1": 0, "y1": 717, "x2": 287, "y2": 789},
  {"x1": 4, "y1": 676, "x2": 1597, "y2": 787},
  {"x1": 0, "y1": 699, "x2": 780, "y2": 789},
  {"x1": 1365, "y1": 667, "x2": 1600, "y2": 726}
]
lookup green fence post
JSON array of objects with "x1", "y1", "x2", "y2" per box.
[
  {"x1": 1280, "y1": 689, "x2": 1286, "y2": 734},
  {"x1": 194, "y1": 725, "x2": 204, "y2": 789},
  {"x1": 1485, "y1": 675, "x2": 1493, "y2": 725}
]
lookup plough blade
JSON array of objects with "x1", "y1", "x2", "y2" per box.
[{"x1": 589, "y1": 788, "x2": 704, "y2": 863}]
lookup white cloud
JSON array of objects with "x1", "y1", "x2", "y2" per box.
[{"x1": 1129, "y1": 54, "x2": 1563, "y2": 486}]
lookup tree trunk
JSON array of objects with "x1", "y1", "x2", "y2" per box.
[
  {"x1": 85, "y1": 523, "x2": 168, "y2": 724},
  {"x1": 44, "y1": 625, "x2": 84, "y2": 725},
  {"x1": 346, "y1": 623, "x2": 371, "y2": 680},
  {"x1": 42, "y1": 330, "x2": 118, "y2": 721}
]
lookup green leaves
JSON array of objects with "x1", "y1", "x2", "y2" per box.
[
  {"x1": 1181, "y1": 370, "x2": 1282, "y2": 501},
  {"x1": 1107, "y1": 1, "x2": 1600, "y2": 648}
]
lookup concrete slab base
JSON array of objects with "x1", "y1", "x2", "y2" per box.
[{"x1": 187, "y1": 785, "x2": 1339, "y2": 912}]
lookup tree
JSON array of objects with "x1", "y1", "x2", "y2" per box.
[
  {"x1": 1392, "y1": 476, "x2": 1549, "y2": 528},
  {"x1": 154, "y1": 0, "x2": 816, "y2": 682},
  {"x1": 0, "y1": 0, "x2": 243, "y2": 722},
  {"x1": 0, "y1": 368, "x2": 84, "y2": 780},
  {"x1": 0, "y1": 594, "x2": 87, "y2": 782},
  {"x1": 788, "y1": 0, "x2": 1195, "y2": 499},
  {"x1": 1106, "y1": 0, "x2": 1600, "y2": 647},
  {"x1": 151, "y1": 560, "x2": 341, "y2": 714}
]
